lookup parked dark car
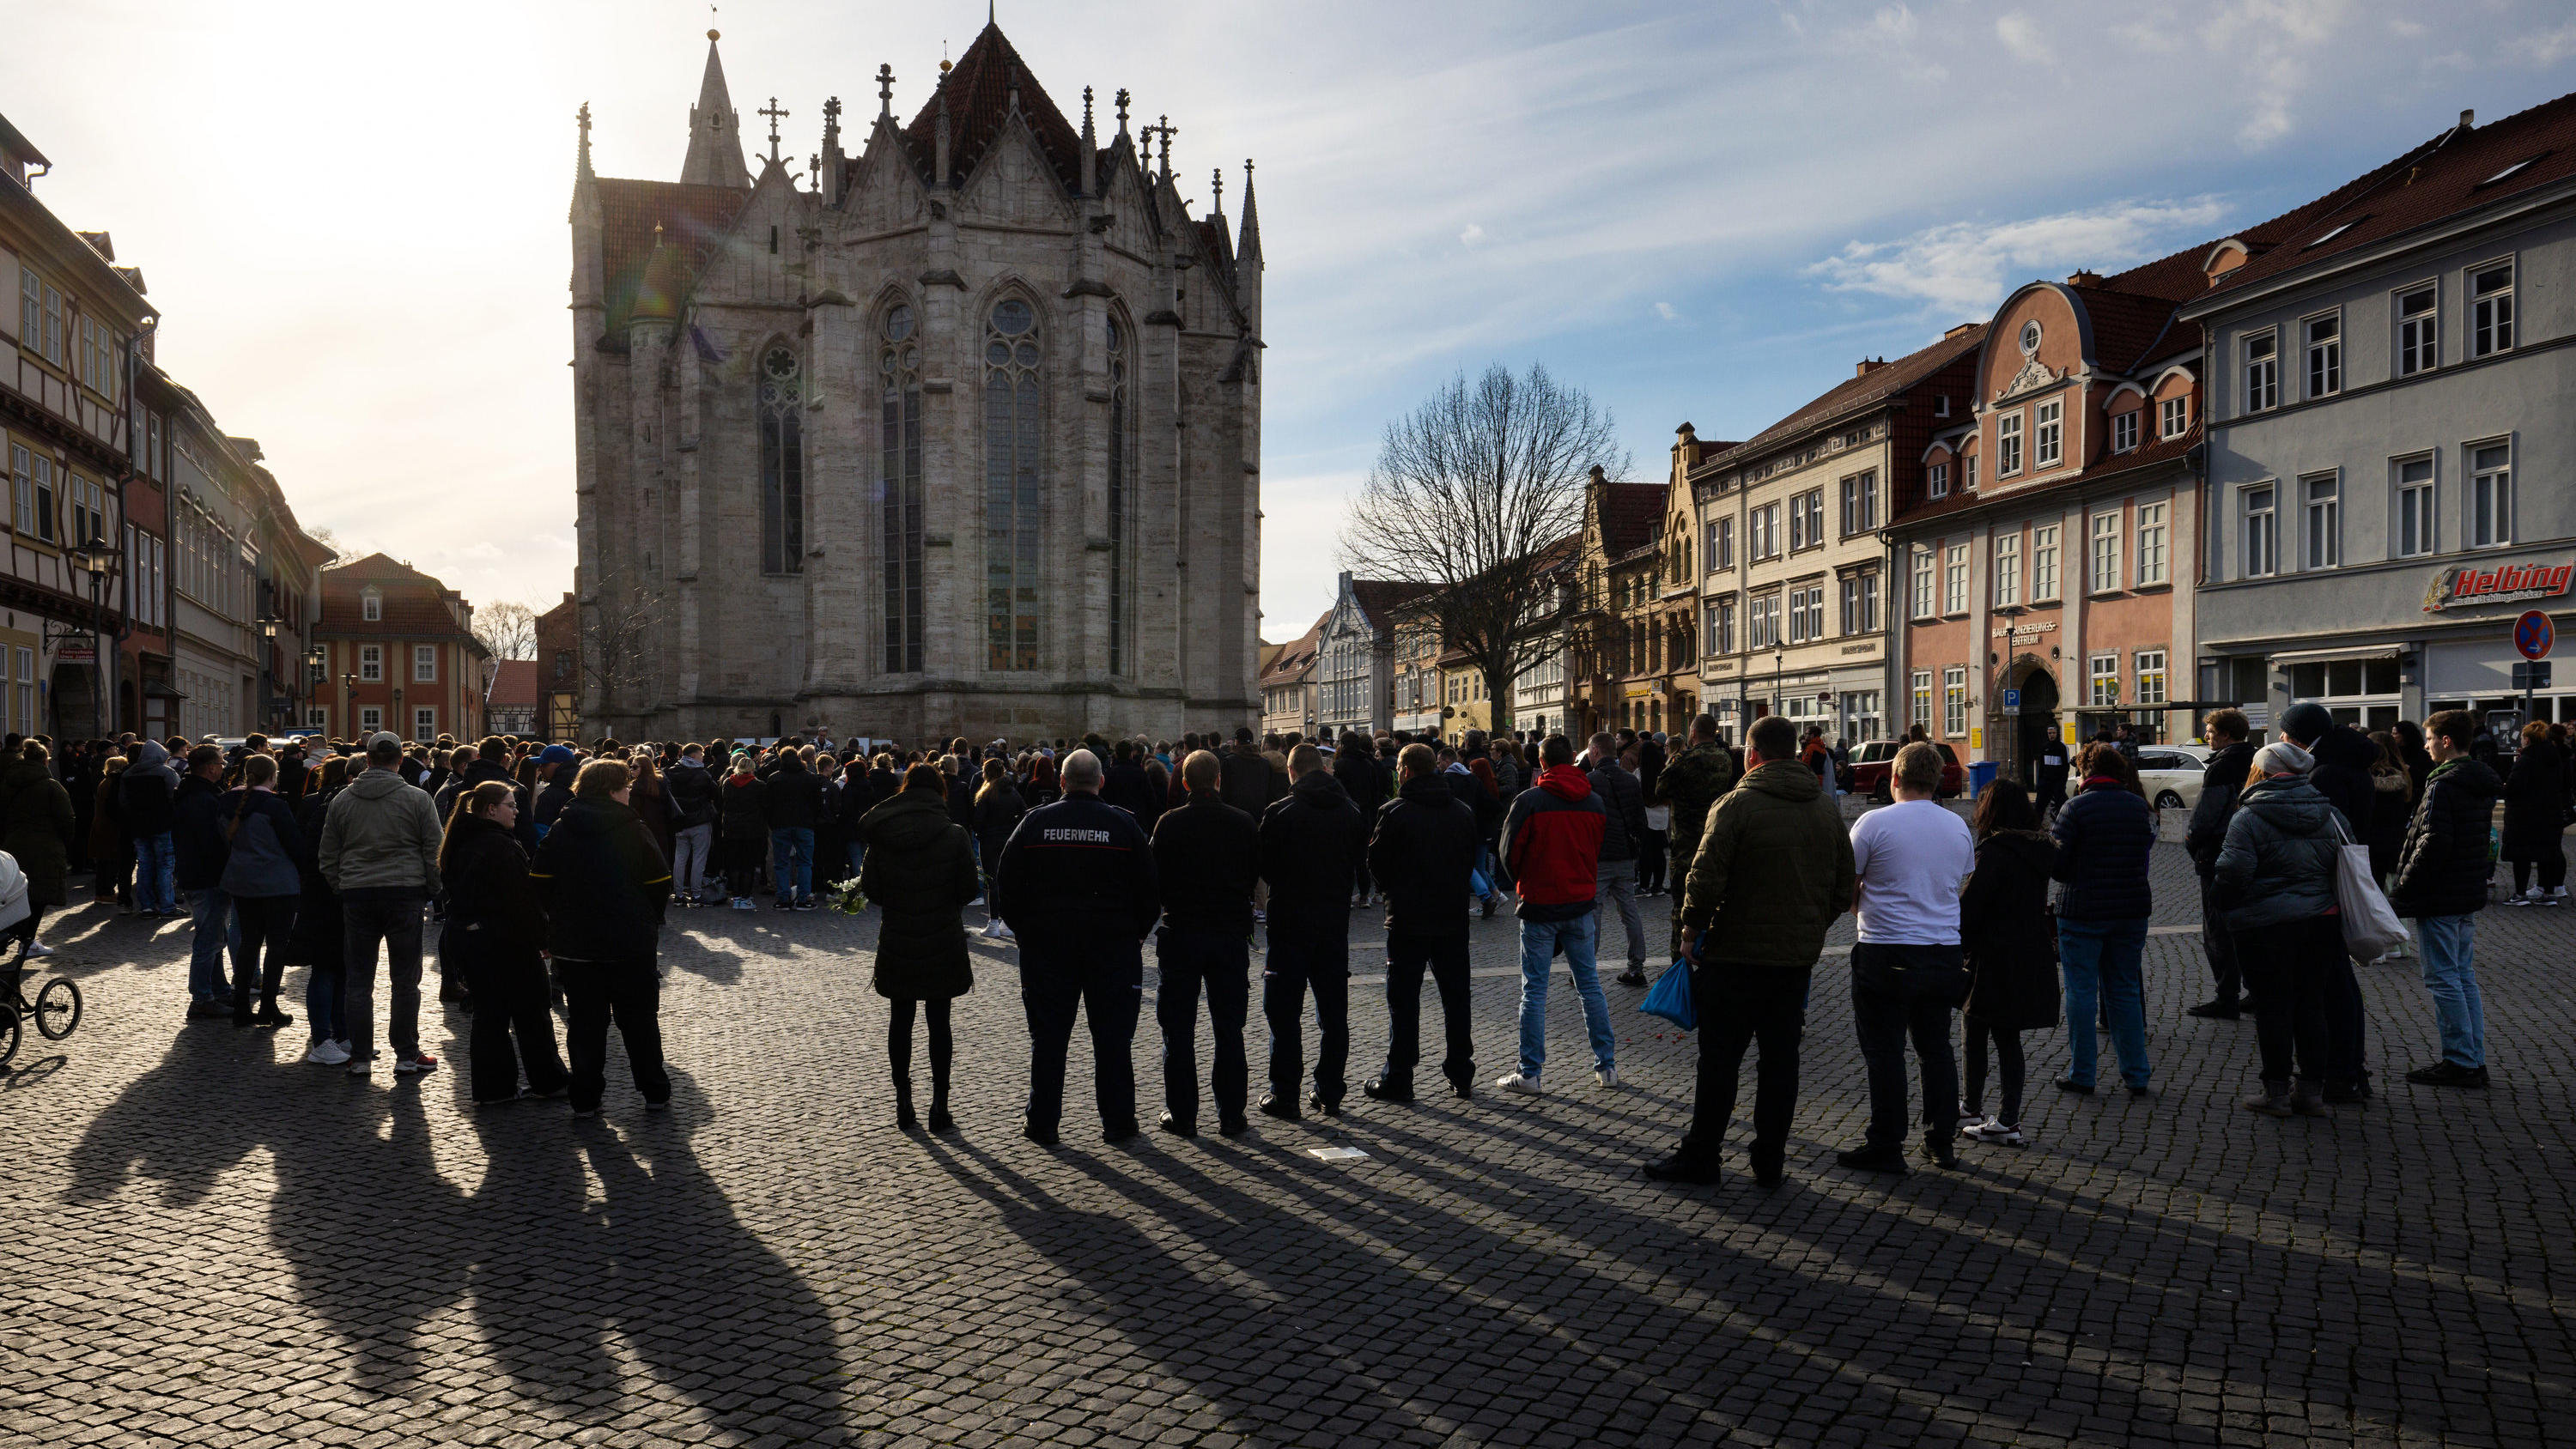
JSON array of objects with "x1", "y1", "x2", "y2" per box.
[{"x1": 1847, "y1": 739, "x2": 1965, "y2": 800}]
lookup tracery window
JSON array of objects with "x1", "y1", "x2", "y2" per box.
[
  {"x1": 879, "y1": 305, "x2": 924, "y2": 672},
  {"x1": 1108, "y1": 314, "x2": 1135, "y2": 676},
  {"x1": 758, "y1": 346, "x2": 804, "y2": 574},
  {"x1": 984, "y1": 298, "x2": 1042, "y2": 670}
]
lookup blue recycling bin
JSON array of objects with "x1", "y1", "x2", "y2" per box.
[{"x1": 1967, "y1": 761, "x2": 2000, "y2": 798}]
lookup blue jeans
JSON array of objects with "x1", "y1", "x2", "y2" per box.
[
  {"x1": 135, "y1": 832, "x2": 177, "y2": 914},
  {"x1": 1516, "y1": 912, "x2": 1616, "y2": 1079},
  {"x1": 770, "y1": 827, "x2": 815, "y2": 904},
  {"x1": 2057, "y1": 917, "x2": 2150, "y2": 1088},
  {"x1": 2415, "y1": 914, "x2": 2485, "y2": 1068},
  {"x1": 306, "y1": 961, "x2": 345, "y2": 1045},
  {"x1": 186, "y1": 888, "x2": 240, "y2": 1003}
]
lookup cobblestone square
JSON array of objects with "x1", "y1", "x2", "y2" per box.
[{"x1": 3, "y1": 837, "x2": 2569, "y2": 1447}]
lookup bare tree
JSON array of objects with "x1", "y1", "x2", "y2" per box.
[
  {"x1": 472, "y1": 600, "x2": 538, "y2": 662},
  {"x1": 1340, "y1": 363, "x2": 1629, "y2": 732},
  {"x1": 580, "y1": 584, "x2": 663, "y2": 737}
]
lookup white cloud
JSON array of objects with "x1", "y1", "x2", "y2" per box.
[
  {"x1": 1807, "y1": 197, "x2": 2228, "y2": 316},
  {"x1": 1459, "y1": 222, "x2": 1486, "y2": 246},
  {"x1": 1654, "y1": 300, "x2": 1681, "y2": 323},
  {"x1": 2524, "y1": 21, "x2": 2576, "y2": 65},
  {"x1": 1996, "y1": 13, "x2": 2054, "y2": 63}
]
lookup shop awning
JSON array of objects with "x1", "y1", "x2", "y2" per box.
[{"x1": 2266, "y1": 644, "x2": 2403, "y2": 667}]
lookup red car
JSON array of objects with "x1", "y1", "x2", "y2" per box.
[{"x1": 1846, "y1": 739, "x2": 1965, "y2": 800}]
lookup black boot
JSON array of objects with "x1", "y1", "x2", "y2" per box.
[
  {"x1": 927, "y1": 1074, "x2": 953, "y2": 1133},
  {"x1": 893, "y1": 1076, "x2": 919, "y2": 1131}
]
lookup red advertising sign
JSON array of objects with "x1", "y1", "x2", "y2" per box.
[
  {"x1": 2422, "y1": 559, "x2": 2576, "y2": 612},
  {"x1": 54, "y1": 645, "x2": 94, "y2": 663}
]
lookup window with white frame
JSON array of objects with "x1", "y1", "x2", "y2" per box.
[
  {"x1": 28, "y1": 454, "x2": 52, "y2": 543},
  {"x1": 1911, "y1": 670, "x2": 1934, "y2": 733},
  {"x1": 2135, "y1": 649, "x2": 2168, "y2": 706},
  {"x1": 414, "y1": 706, "x2": 436, "y2": 743},
  {"x1": 2305, "y1": 312, "x2": 2342, "y2": 397},
  {"x1": 1789, "y1": 585, "x2": 1826, "y2": 644},
  {"x1": 2244, "y1": 330, "x2": 2279, "y2": 412},
  {"x1": 1993, "y1": 531, "x2": 2021, "y2": 608},
  {"x1": 1943, "y1": 666, "x2": 1968, "y2": 738},
  {"x1": 307, "y1": 706, "x2": 327, "y2": 729},
  {"x1": 413, "y1": 644, "x2": 436, "y2": 682},
  {"x1": 2397, "y1": 285, "x2": 2438, "y2": 376},
  {"x1": 2136, "y1": 500, "x2": 2169, "y2": 585},
  {"x1": 2035, "y1": 399, "x2": 2063, "y2": 470},
  {"x1": 1996, "y1": 412, "x2": 2024, "y2": 476},
  {"x1": 1910, "y1": 547, "x2": 1935, "y2": 619},
  {"x1": 2396, "y1": 456, "x2": 2436, "y2": 557},
  {"x1": 2112, "y1": 409, "x2": 2139, "y2": 452},
  {"x1": 361, "y1": 590, "x2": 381, "y2": 622},
  {"x1": 1927, "y1": 459, "x2": 1950, "y2": 498},
  {"x1": 360, "y1": 706, "x2": 382, "y2": 733},
  {"x1": 1943, "y1": 543, "x2": 1969, "y2": 615},
  {"x1": 1839, "y1": 470, "x2": 1877, "y2": 535},
  {"x1": 1840, "y1": 571, "x2": 1879, "y2": 634},
  {"x1": 2090, "y1": 512, "x2": 2121, "y2": 593},
  {"x1": 1749, "y1": 504, "x2": 1779, "y2": 560},
  {"x1": 1706, "y1": 597, "x2": 1734, "y2": 654},
  {"x1": 1748, "y1": 592, "x2": 1781, "y2": 649},
  {"x1": 2088, "y1": 652, "x2": 2120, "y2": 708},
  {"x1": 2160, "y1": 395, "x2": 2189, "y2": 439},
  {"x1": 2471, "y1": 261, "x2": 2514, "y2": 358},
  {"x1": 9, "y1": 647, "x2": 26, "y2": 738},
  {"x1": 360, "y1": 644, "x2": 382, "y2": 682},
  {"x1": 2471, "y1": 440, "x2": 2512, "y2": 547},
  {"x1": 1963, "y1": 452, "x2": 1978, "y2": 489},
  {"x1": 1789, "y1": 488, "x2": 1825, "y2": 550},
  {"x1": 2302, "y1": 472, "x2": 2340, "y2": 569},
  {"x1": 2244, "y1": 484, "x2": 2277, "y2": 577},
  {"x1": 1707, "y1": 516, "x2": 1732, "y2": 571},
  {"x1": 2032, "y1": 524, "x2": 2060, "y2": 601}
]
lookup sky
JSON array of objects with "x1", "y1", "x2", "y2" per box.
[{"x1": 10, "y1": 0, "x2": 2576, "y2": 641}]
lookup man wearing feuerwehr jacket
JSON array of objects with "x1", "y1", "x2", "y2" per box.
[{"x1": 993, "y1": 749, "x2": 1161, "y2": 1145}]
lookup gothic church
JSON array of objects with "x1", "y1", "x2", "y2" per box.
[{"x1": 568, "y1": 23, "x2": 1262, "y2": 743}]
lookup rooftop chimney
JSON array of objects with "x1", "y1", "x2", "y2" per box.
[
  {"x1": 2067, "y1": 269, "x2": 2102, "y2": 287},
  {"x1": 1856, "y1": 357, "x2": 1887, "y2": 378},
  {"x1": 1944, "y1": 321, "x2": 1979, "y2": 340},
  {"x1": 2460, "y1": 109, "x2": 2476, "y2": 130}
]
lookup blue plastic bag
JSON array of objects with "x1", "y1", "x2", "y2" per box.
[{"x1": 1640, "y1": 958, "x2": 1696, "y2": 1031}]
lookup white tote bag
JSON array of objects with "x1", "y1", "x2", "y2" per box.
[{"x1": 2330, "y1": 813, "x2": 2407, "y2": 961}]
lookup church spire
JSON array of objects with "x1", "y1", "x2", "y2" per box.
[
  {"x1": 1237, "y1": 158, "x2": 1261, "y2": 267},
  {"x1": 679, "y1": 28, "x2": 751, "y2": 188}
]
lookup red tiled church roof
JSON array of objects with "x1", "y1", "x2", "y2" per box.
[
  {"x1": 900, "y1": 23, "x2": 1090, "y2": 196},
  {"x1": 594, "y1": 178, "x2": 752, "y2": 335}
]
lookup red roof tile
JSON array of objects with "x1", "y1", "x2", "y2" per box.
[
  {"x1": 1894, "y1": 424, "x2": 2201, "y2": 530},
  {"x1": 1596, "y1": 482, "x2": 1668, "y2": 558},
  {"x1": 1350, "y1": 579, "x2": 1437, "y2": 627},
  {"x1": 901, "y1": 23, "x2": 1089, "y2": 196},
  {"x1": 485, "y1": 659, "x2": 540, "y2": 709},
  {"x1": 593, "y1": 178, "x2": 752, "y2": 335},
  {"x1": 1260, "y1": 609, "x2": 1327, "y2": 686},
  {"x1": 1719, "y1": 328, "x2": 1988, "y2": 464},
  {"x1": 318, "y1": 553, "x2": 484, "y2": 646}
]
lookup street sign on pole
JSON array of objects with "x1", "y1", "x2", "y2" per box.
[
  {"x1": 2515, "y1": 609, "x2": 2555, "y2": 661},
  {"x1": 2512, "y1": 661, "x2": 2552, "y2": 690},
  {"x1": 2001, "y1": 688, "x2": 2020, "y2": 710}
]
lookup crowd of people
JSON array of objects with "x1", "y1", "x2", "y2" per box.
[{"x1": 4, "y1": 694, "x2": 2545, "y2": 1173}]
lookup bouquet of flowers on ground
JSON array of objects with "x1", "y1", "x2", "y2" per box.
[{"x1": 823, "y1": 876, "x2": 871, "y2": 916}]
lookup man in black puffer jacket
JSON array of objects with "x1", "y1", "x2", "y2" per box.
[
  {"x1": 1332, "y1": 732, "x2": 1383, "y2": 906},
  {"x1": 2184, "y1": 708, "x2": 2259, "y2": 1018},
  {"x1": 2388, "y1": 709, "x2": 2500, "y2": 1089},
  {"x1": 1364, "y1": 743, "x2": 1481, "y2": 1100},
  {"x1": 762, "y1": 750, "x2": 829, "y2": 909},
  {"x1": 1257, "y1": 745, "x2": 1368, "y2": 1120},
  {"x1": 1147, "y1": 749, "x2": 1259, "y2": 1137},
  {"x1": 529, "y1": 760, "x2": 673, "y2": 1114},
  {"x1": 2277, "y1": 700, "x2": 2378, "y2": 1100}
]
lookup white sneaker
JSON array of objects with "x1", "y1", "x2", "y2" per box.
[
  {"x1": 1496, "y1": 1072, "x2": 1542, "y2": 1095},
  {"x1": 24, "y1": 940, "x2": 52, "y2": 957},
  {"x1": 304, "y1": 1040, "x2": 351, "y2": 1066},
  {"x1": 1965, "y1": 1119, "x2": 2026, "y2": 1146},
  {"x1": 993, "y1": 922, "x2": 1015, "y2": 942},
  {"x1": 1958, "y1": 1109, "x2": 1990, "y2": 1131},
  {"x1": 1594, "y1": 1066, "x2": 1621, "y2": 1088},
  {"x1": 979, "y1": 920, "x2": 1001, "y2": 938}
]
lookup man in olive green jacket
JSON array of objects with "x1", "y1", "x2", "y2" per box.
[
  {"x1": 1645, "y1": 714, "x2": 1853, "y2": 1186},
  {"x1": 1649, "y1": 713, "x2": 1741, "y2": 957}
]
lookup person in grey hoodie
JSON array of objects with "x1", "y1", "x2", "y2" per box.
[{"x1": 319, "y1": 732, "x2": 447, "y2": 1076}]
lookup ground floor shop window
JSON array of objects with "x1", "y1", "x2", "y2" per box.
[
  {"x1": 2291, "y1": 655, "x2": 2400, "y2": 730},
  {"x1": 1839, "y1": 690, "x2": 1881, "y2": 743}
]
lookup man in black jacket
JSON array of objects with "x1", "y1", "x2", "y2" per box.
[
  {"x1": 172, "y1": 744, "x2": 239, "y2": 1016},
  {"x1": 2184, "y1": 708, "x2": 2259, "y2": 1019},
  {"x1": 1332, "y1": 732, "x2": 1383, "y2": 906},
  {"x1": 2389, "y1": 709, "x2": 2499, "y2": 1089},
  {"x1": 993, "y1": 749, "x2": 1162, "y2": 1143},
  {"x1": 1218, "y1": 729, "x2": 1278, "y2": 818},
  {"x1": 1364, "y1": 743, "x2": 1481, "y2": 1100},
  {"x1": 528, "y1": 760, "x2": 673, "y2": 1115},
  {"x1": 1257, "y1": 745, "x2": 1369, "y2": 1119},
  {"x1": 2280, "y1": 700, "x2": 2377, "y2": 1100},
  {"x1": 1587, "y1": 732, "x2": 1652, "y2": 985},
  {"x1": 664, "y1": 743, "x2": 720, "y2": 904},
  {"x1": 1147, "y1": 750, "x2": 1259, "y2": 1137},
  {"x1": 762, "y1": 749, "x2": 829, "y2": 910}
]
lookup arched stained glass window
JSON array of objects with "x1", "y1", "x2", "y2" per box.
[
  {"x1": 879, "y1": 305, "x2": 923, "y2": 673},
  {"x1": 1107, "y1": 314, "x2": 1133, "y2": 676},
  {"x1": 984, "y1": 298, "x2": 1042, "y2": 670},
  {"x1": 758, "y1": 346, "x2": 804, "y2": 575}
]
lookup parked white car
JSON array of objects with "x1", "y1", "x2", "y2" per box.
[{"x1": 2136, "y1": 743, "x2": 2213, "y2": 811}]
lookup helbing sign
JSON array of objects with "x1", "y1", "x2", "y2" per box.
[{"x1": 2421, "y1": 558, "x2": 2575, "y2": 612}]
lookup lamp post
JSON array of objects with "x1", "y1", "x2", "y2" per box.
[
  {"x1": 257, "y1": 615, "x2": 279, "y2": 728},
  {"x1": 341, "y1": 670, "x2": 359, "y2": 741},
  {"x1": 69, "y1": 536, "x2": 113, "y2": 740},
  {"x1": 304, "y1": 646, "x2": 325, "y2": 736}
]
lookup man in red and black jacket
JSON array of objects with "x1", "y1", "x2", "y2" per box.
[{"x1": 1492, "y1": 734, "x2": 1618, "y2": 1096}]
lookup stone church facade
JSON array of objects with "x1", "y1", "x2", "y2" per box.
[{"x1": 568, "y1": 22, "x2": 1262, "y2": 743}]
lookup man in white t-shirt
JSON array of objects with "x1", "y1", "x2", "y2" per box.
[{"x1": 1838, "y1": 740, "x2": 1978, "y2": 1174}]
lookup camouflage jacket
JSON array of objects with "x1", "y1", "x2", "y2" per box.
[{"x1": 1655, "y1": 741, "x2": 1740, "y2": 853}]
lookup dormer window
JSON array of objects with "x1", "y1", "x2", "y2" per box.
[
  {"x1": 2304, "y1": 220, "x2": 2358, "y2": 250},
  {"x1": 361, "y1": 590, "x2": 382, "y2": 622}
]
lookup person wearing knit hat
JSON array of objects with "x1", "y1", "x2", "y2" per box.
[
  {"x1": 2271, "y1": 700, "x2": 2379, "y2": 1102},
  {"x1": 2253, "y1": 741, "x2": 2314, "y2": 777},
  {"x1": 2214, "y1": 731, "x2": 2350, "y2": 1118}
]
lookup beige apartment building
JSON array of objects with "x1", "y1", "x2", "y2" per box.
[{"x1": 1689, "y1": 330, "x2": 1984, "y2": 746}]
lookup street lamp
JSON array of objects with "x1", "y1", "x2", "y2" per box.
[
  {"x1": 255, "y1": 616, "x2": 281, "y2": 730},
  {"x1": 68, "y1": 536, "x2": 112, "y2": 739},
  {"x1": 341, "y1": 670, "x2": 359, "y2": 742},
  {"x1": 303, "y1": 646, "x2": 326, "y2": 737}
]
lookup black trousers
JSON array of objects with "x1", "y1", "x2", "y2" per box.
[
  {"x1": 1962, "y1": 1016, "x2": 2025, "y2": 1128},
  {"x1": 556, "y1": 955, "x2": 668, "y2": 1112},
  {"x1": 2198, "y1": 876, "x2": 2245, "y2": 1006},
  {"x1": 889, "y1": 997, "x2": 952, "y2": 1088},
  {"x1": 1019, "y1": 937, "x2": 1143, "y2": 1134},
  {"x1": 2233, "y1": 916, "x2": 2336, "y2": 1083},
  {"x1": 2327, "y1": 954, "x2": 2367, "y2": 1087},
  {"x1": 1263, "y1": 929, "x2": 1350, "y2": 1105},
  {"x1": 1154, "y1": 928, "x2": 1249, "y2": 1126},
  {"x1": 1382, "y1": 931, "x2": 1473, "y2": 1089},
  {"x1": 1637, "y1": 828, "x2": 1668, "y2": 894},
  {"x1": 1849, "y1": 945, "x2": 1962, "y2": 1151},
  {"x1": 463, "y1": 936, "x2": 569, "y2": 1102},
  {"x1": 229, "y1": 894, "x2": 299, "y2": 1016},
  {"x1": 1681, "y1": 961, "x2": 1809, "y2": 1170},
  {"x1": 2512, "y1": 848, "x2": 2567, "y2": 894}
]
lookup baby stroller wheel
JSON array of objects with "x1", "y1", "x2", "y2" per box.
[{"x1": 35, "y1": 977, "x2": 81, "y2": 1040}]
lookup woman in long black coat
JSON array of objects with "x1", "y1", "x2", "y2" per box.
[
  {"x1": 2501, "y1": 721, "x2": 2567, "y2": 904},
  {"x1": 442, "y1": 779, "x2": 571, "y2": 1105},
  {"x1": 280, "y1": 756, "x2": 350, "y2": 1059},
  {"x1": 1958, "y1": 778, "x2": 2061, "y2": 1146},
  {"x1": 968, "y1": 757, "x2": 1026, "y2": 922},
  {"x1": 860, "y1": 763, "x2": 981, "y2": 1132}
]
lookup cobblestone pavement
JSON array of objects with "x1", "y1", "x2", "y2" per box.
[{"x1": 3, "y1": 834, "x2": 2572, "y2": 1448}]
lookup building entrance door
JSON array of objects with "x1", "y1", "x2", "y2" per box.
[{"x1": 2009, "y1": 664, "x2": 2060, "y2": 789}]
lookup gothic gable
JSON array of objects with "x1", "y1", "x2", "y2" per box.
[
  {"x1": 693, "y1": 168, "x2": 807, "y2": 307},
  {"x1": 957, "y1": 114, "x2": 1077, "y2": 229},
  {"x1": 841, "y1": 119, "x2": 929, "y2": 234},
  {"x1": 1098, "y1": 149, "x2": 1160, "y2": 260}
]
